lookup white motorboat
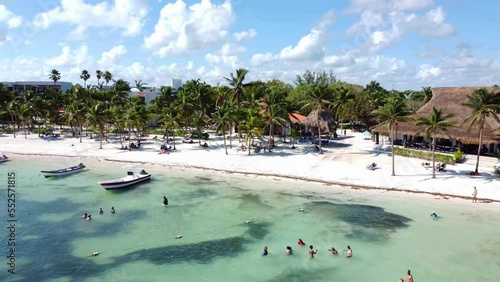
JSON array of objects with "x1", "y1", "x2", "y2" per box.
[
  {"x1": 98, "y1": 169, "x2": 151, "y2": 190},
  {"x1": 41, "y1": 163, "x2": 86, "y2": 178},
  {"x1": 0, "y1": 154, "x2": 9, "y2": 163}
]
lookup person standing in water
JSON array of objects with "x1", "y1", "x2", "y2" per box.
[
  {"x1": 309, "y1": 245, "x2": 318, "y2": 258},
  {"x1": 406, "y1": 270, "x2": 414, "y2": 282},
  {"x1": 472, "y1": 186, "x2": 477, "y2": 203},
  {"x1": 99, "y1": 208, "x2": 104, "y2": 215},
  {"x1": 111, "y1": 207, "x2": 115, "y2": 214},
  {"x1": 262, "y1": 246, "x2": 269, "y2": 256},
  {"x1": 345, "y1": 245, "x2": 352, "y2": 258},
  {"x1": 163, "y1": 196, "x2": 168, "y2": 206}
]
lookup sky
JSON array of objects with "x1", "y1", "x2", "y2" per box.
[{"x1": 0, "y1": 0, "x2": 499, "y2": 90}]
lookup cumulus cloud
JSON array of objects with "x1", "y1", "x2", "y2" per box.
[
  {"x1": 45, "y1": 45, "x2": 92, "y2": 67},
  {"x1": 32, "y1": 0, "x2": 150, "y2": 37},
  {"x1": 97, "y1": 45, "x2": 127, "y2": 66},
  {"x1": 416, "y1": 64, "x2": 441, "y2": 79},
  {"x1": 143, "y1": 0, "x2": 235, "y2": 57},
  {"x1": 346, "y1": 0, "x2": 434, "y2": 13},
  {"x1": 234, "y1": 28, "x2": 257, "y2": 41},
  {"x1": 251, "y1": 53, "x2": 276, "y2": 66},
  {"x1": 278, "y1": 10, "x2": 334, "y2": 61},
  {"x1": 347, "y1": 6, "x2": 455, "y2": 52},
  {"x1": 0, "y1": 5, "x2": 22, "y2": 28}
]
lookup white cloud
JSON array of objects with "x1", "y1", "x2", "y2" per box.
[
  {"x1": 347, "y1": 0, "x2": 434, "y2": 13},
  {"x1": 33, "y1": 0, "x2": 150, "y2": 37},
  {"x1": 204, "y1": 53, "x2": 239, "y2": 68},
  {"x1": 278, "y1": 10, "x2": 334, "y2": 61},
  {"x1": 45, "y1": 45, "x2": 92, "y2": 67},
  {"x1": 97, "y1": 45, "x2": 127, "y2": 66},
  {"x1": 220, "y1": 43, "x2": 246, "y2": 56},
  {"x1": 0, "y1": 5, "x2": 22, "y2": 28},
  {"x1": 234, "y1": 28, "x2": 257, "y2": 41},
  {"x1": 347, "y1": 6, "x2": 455, "y2": 52},
  {"x1": 251, "y1": 53, "x2": 276, "y2": 66},
  {"x1": 416, "y1": 64, "x2": 441, "y2": 79},
  {"x1": 143, "y1": 0, "x2": 235, "y2": 58}
]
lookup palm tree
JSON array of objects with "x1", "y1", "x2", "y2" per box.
[
  {"x1": 80, "y1": 70, "x2": 90, "y2": 88},
  {"x1": 212, "y1": 104, "x2": 231, "y2": 154},
  {"x1": 301, "y1": 83, "x2": 334, "y2": 153},
  {"x1": 332, "y1": 86, "x2": 355, "y2": 130},
  {"x1": 96, "y1": 70, "x2": 103, "y2": 87},
  {"x1": 262, "y1": 103, "x2": 286, "y2": 151},
  {"x1": 239, "y1": 107, "x2": 264, "y2": 155},
  {"x1": 224, "y1": 68, "x2": 250, "y2": 104},
  {"x1": 372, "y1": 98, "x2": 412, "y2": 176},
  {"x1": 415, "y1": 107, "x2": 454, "y2": 178},
  {"x1": 64, "y1": 101, "x2": 86, "y2": 143},
  {"x1": 156, "y1": 105, "x2": 180, "y2": 151},
  {"x1": 462, "y1": 88, "x2": 500, "y2": 174},
  {"x1": 104, "y1": 71, "x2": 113, "y2": 87},
  {"x1": 134, "y1": 80, "x2": 147, "y2": 91},
  {"x1": 85, "y1": 102, "x2": 108, "y2": 149},
  {"x1": 49, "y1": 69, "x2": 61, "y2": 87}
]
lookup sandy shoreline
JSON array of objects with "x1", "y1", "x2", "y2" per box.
[{"x1": 1, "y1": 131, "x2": 499, "y2": 203}]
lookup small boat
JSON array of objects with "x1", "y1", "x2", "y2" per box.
[
  {"x1": 41, "y1": 163, "x2": 86, "y2": 178},
  {"x1": 0, "y1": 154, "x2": 9, "y2": 163},
  {"x1": 98, "y1": 169, "x2": 151, "y2": 190}
]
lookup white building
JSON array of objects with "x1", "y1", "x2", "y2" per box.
[
  {"x1": 171, "y1": 78, "x2": 182, "y2": 90},
  {"x1": 129, "y1": 87, "x2": 161, "y2": 105}
]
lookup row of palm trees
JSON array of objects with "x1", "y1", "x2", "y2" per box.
[{"x1": 1, "y1": 68, "x2": 498, "y2": 176}]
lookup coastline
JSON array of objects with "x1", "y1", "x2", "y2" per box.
[{"x1": 2, "y1": 131, "x2": 499, "y2": 203}]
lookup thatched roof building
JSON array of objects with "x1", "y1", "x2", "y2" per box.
[
  {"x1": 301, "y1": 110, "x2": 337, "y2": 134},
  {"x1": 374, "y1": 87, "x2": 500, "y2": 144}
]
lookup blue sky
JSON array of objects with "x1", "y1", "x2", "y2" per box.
[{"x1": 0, "y1": 0, "x2": 498, "y2": 90}]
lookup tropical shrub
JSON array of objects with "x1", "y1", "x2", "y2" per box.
[
  {"x1": 454, "y1": 150, "x2": 464, "y2": 163},
  {"x1": 394, "y1": 147, "x2": 455, "y2": 164}
]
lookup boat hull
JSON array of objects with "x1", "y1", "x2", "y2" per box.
[
  {"x1": 41, "y1": 165, "x2": 86, "y2": 178},
  {"x1": 99, "y1": 174, "x2": 151, "y2": 190},
  {"x1": 0, "y1": 158, "x2": 8, "y2": 163}
]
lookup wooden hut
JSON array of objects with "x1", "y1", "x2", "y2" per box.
[
  {"x1": 301, "y1": 110, "x2": 337, "y2": 134},
  {"x1": 374, "y1": 87, "x2": 500, "y2": 153}
]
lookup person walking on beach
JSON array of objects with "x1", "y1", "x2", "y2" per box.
[
  {"x1": 472, "y1": 186, "x2": 477, "y2": 203},
  {"x1": 406, "y1": 270, "x2": 414, "y2": 282}
]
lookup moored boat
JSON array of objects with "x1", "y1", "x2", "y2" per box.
[
  {"x1": 41, "y1": 163, "x2": 86, "y2": 178},
  {"x1": 98, "y1": 169, "x2": 151, "y2": 190},
  {"x1": 0, "y1": 154, "x2": 10, "y2": 163}
]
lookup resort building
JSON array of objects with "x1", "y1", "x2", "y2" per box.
[
  {"x1": 2, "y1": 81, "x2": 73, "y2": 92},
  {"x1": 129, "y1": 87, "x2": 161, "y2": 104},
  {"x1": 373, "y1": 87, "x2": 500, "y2": 156},
  {"x1": 171, "y1": 78, "x2": 182, "y2": 90}
]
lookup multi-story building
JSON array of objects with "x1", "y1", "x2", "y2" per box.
[
  {"x1": 2, "y1": 81, "x2": 73, "y2": 93},
  {"x1": 170, "y1": 78, "x2": 182, "y2": 90}
]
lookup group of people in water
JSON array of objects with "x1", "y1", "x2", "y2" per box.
[
  {"x1": 81, "y1": 207, "x2": 115, "y2": 220},
  {"x1": 262, "y1": 239, "x2": 353, "y2": 259}
]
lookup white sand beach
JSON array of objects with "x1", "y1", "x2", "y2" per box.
[{"x1": 1, "y1": 131, "x2": 499, "y2": 201}]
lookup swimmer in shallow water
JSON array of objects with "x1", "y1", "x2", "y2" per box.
[
  {"x1": 163, "y1": 196, "x2": 169, "y2": 206},
  {"x1": 99, "y1": 208, "x2": 103, "y2": 215},
  {"x1": 263, "y1": 246, "x2": 269, "y2": 256},
  {"x1": 430, "y1": 211, "x2": 437, "y2": 218},
  {"x1": 111, "y1": 207, "x2": 115, "y2": 214},
  {"x1": 298, "y1": 239, "x2": 305, "y2": 246},
  {"x1": 328, "y1": 247, "x2": 338, "y2": 255}
]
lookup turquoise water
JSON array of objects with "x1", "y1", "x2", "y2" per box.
[{"x1": 1, "y1": 156, "x2": 500, "y2": 281}]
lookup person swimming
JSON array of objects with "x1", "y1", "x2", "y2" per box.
[
  {"x1": 111, "y1": 207, "x2": 115, "y2": 214},
  {"x1": 86, "y1": 215, "x2": 92, "y2": 220},
  {"x1": 286, "y1": 246, "x2": 293, "y2": 255},
  {"x1": 431, "y1": 211, "x2": 437, "y2": 218},
  {"x1": 163, "y1": 196, "x2": 169, "y2": 206},
  {"x1": 82, "y1": 213, "x2": 88, "y2": 219},
  {"x1": 263, "y1": 246, "x2": 269, "y2": 256},
  {"x1": 328, "y1": 247, "x2": 338, "y2": 255},
  {"x1": 298, "y1": 239, "x2": 305, "y2": 246},
  {"x1": 99, "y1": 208, "x2": 103, "y2": 215}
]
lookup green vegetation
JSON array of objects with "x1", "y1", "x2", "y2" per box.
[
  {"x1": 394, "y1": 147, "x2": 455, "y2": 164},
  {"x1": 454, "y1": 150, "x2": 464, "y2": 163}
]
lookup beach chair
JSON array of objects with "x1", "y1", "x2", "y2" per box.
[{"x1": 254, "y1": 146, "x2": 263, "y2": 153}]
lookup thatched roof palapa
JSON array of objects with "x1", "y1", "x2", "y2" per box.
[
  {"x1": 301, "y1": 109, "x2": 337, "y2": 134},
  {"x1": 374, "y1": 87, "x2": 500, "y2": 144}
]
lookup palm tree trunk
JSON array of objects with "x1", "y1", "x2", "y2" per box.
[
  {"x1": 223, "y1": 125, "x2": 228, "y2": 155},
  {"x1": 173, "y1": 127, "x2": 176, "y2": 150},
  {"x1": 23, "y1": 121, "x2": 27, "y2": 139},
  {"x1": 268, "y1": 124, "x2": 273, "y2": 152},
  {"x1": 475, "y1": 119, "x2": 485, "y2": 174},
  {"x1": 248, "y1": 134, "x2": 251, "y2": 156},
  {"x1": 79, "y1": 124, "x2": 83, "y2": 143},
  {"x1": 99, "y1": 129, "x2": 103, "y2": 149},
  {"x1": 391, "y1": 125, "x2": 395, "y2": 176},
  {"x1": 317, "y1": 113, "x2": 322, "y2": 154},
  {"x1": 431, "y1": 134, "x2": 436, "y2": 178},
  {"x1": 229, "y1": 125, "x2": 233, "y2": 148}
]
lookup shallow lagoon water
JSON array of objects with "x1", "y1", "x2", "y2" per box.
[{"x1": 1, "y1": 156, "x2": 500, "y2": 281}]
